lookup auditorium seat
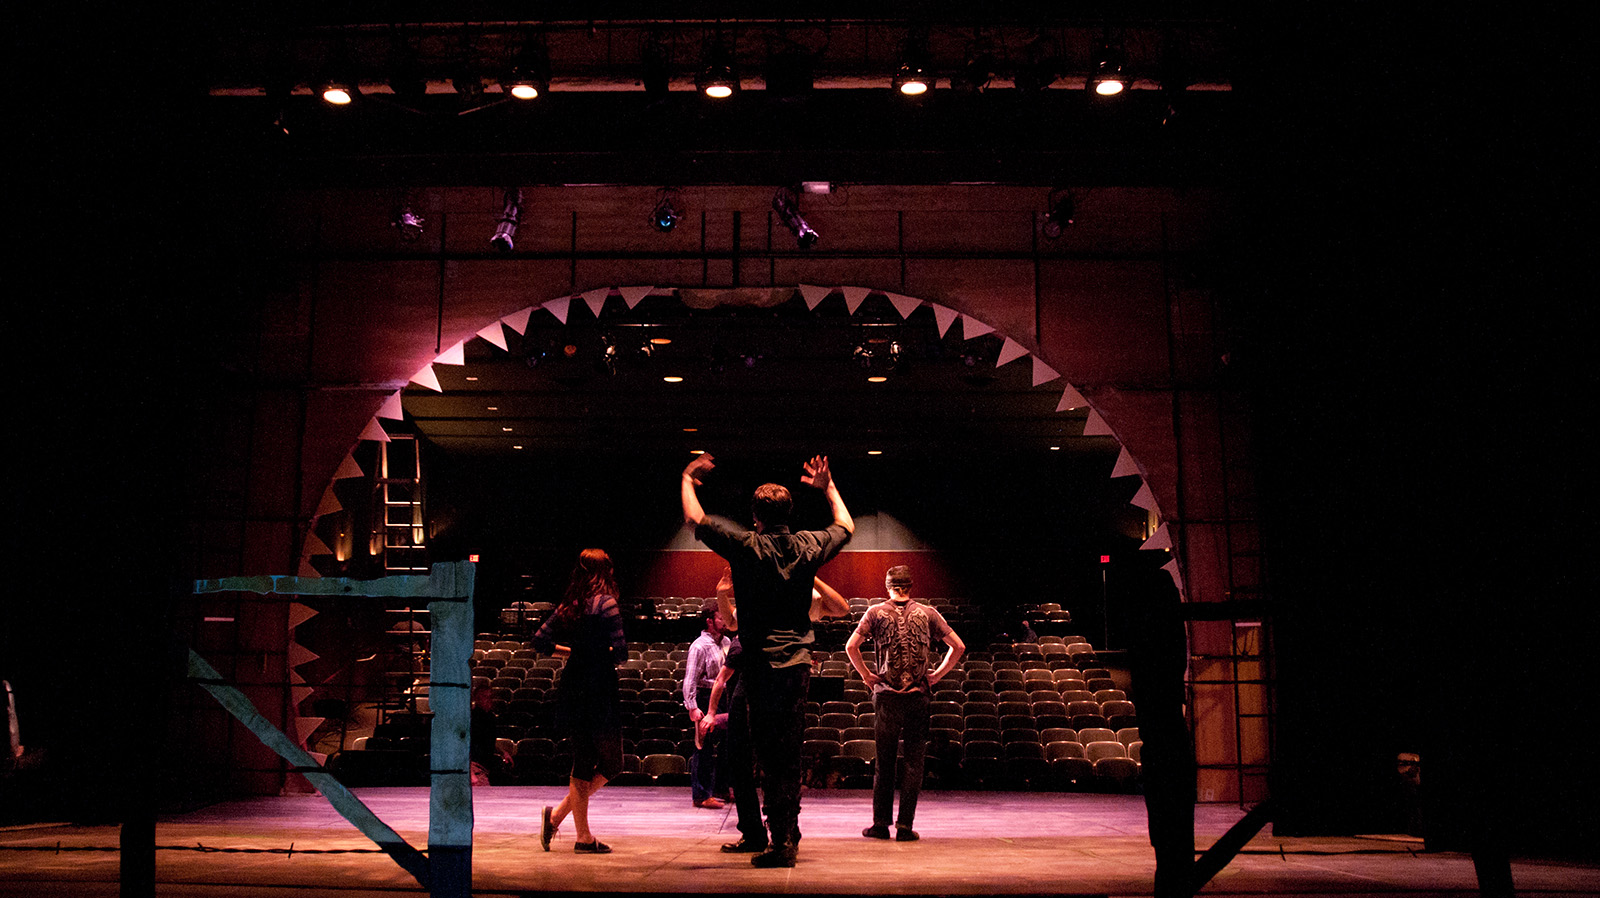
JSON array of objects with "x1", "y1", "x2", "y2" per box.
[
  {"x1": 842, "y1": 726, "x2": 876, "y2": 742},
  {"x1": 804, "y1": 726, "x2": 843, "y2": 742},
  {"x1": 930, "y1": 713, "x2": 965, "y2": 732},
  {"x1": 1116, "y1": 727, "x2": 1141, "y2": 746},
  {"x1": 1003, "y1": 741, "x2": 1050, "y2": 788},
  {"x1": 1084, "y1": 740, "x2": 1128, "y2": 763},
  {"x1": 1093, "y1": 756, "x2": 1139, "y2": 788},
  {"x1": 1048, "y1": 755, "x2": 1095, "y2": 790},
  {"x1": 1077, "y1": 727, "x2": 1117, "y2": 746},
  {"x1": 640, "y1": 753, "x2": 690, "y2": 784},
  {"x1": 820, "y1": 712, "x2": 856, "y2": 730},
  {"x1": 1094, "y1": 688, "x2": 1127, "y2": 703},
  {"x1": 821, "y1": 700, "x2": 855, "y2": 715},
  {"x1": 1041, "y1": 727, "x2": 1078, "y2": 745}
]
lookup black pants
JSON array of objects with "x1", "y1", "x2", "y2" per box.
[
  {"x1": 725, "y1": 685, "x2": 765, "y2": 843},
  {"x1": 872, "y1": 689, "x2": 931, "y2": 830},
  {"x1": 744, "y1": 663, "x2": 809, "y2": 848}
]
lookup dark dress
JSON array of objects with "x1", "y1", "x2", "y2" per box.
[{"x1": 531, "y1": 593, "x2": 626, "y2": 781}]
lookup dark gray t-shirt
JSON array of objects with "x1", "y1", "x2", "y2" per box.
[{"x1": 854, "y1": 600, "x2": 953, "y2": 693}]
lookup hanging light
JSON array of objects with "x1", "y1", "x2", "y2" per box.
[
  {"x1": 772, "y1": 186, "x2": 818, "y2": 249},
  {"x1": 1089, "y1": 35, "x2": 1129, "y2": 96},
  {"x1": 652, "y1": 188, "x2": 682, "y2": 232},
  {"x1": 392, "y1": 202, "x2": 425, "y2": 242},
  {"x1": 491, "y1": 188, "x2": 522, "y2": 252},
  {"x1": 506, "y1": 35, "x2": 550, "y2": 100},
  {"x1": 696, "y1": 37, "x2": 738, "y2": 99},
  {"x1": 1042, "y1": 188, "x2": 1075, "y2": 239},
  {"x1": 893, "y1": 33, "x2": 933, "y2": 96}
]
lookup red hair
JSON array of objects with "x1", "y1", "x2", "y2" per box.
[{"x1": 561, "y1": 548, "x2": 618, "y2": 612}]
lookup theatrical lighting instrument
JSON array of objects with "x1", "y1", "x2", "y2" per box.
[
  {"x1": 1042, "y1": 189, "x2": 1075, "y2": 239},
  {"x1": 1012, "y1": 35, "x2": 1058, "y2": 93},
  {"x1": 952, "y1": 46, "x2": 996, "y2": 94},
  {"x1": 1090, "y1": 39, "x2": 1129, "y2": 96},
  {"x1": 696, "y1": 40, "x2": 738, "y2": 99},
  {"x1": 601, "y1": 335, "x2": 620, "y2": 375},
  {"x1": 507, "y1": 37, "x2": 550, "y2": 100},
  {"x1": 772, "y1": 186, "x2": 818, "y2": 249},
  {"x1": 652, "y1": 188, "x2": 682, "y2": 232},
  {"x1": 490, "y1": 188, "x2": 522, "y2": 252},
  {"x1": 893, "y1": 62, "x2": 932, "y2": 96},
  {"x1": 853, "y1": 344, "x2": 874, "y2": 369},
  {"x1": 642, "y1": 35, "x2": 671, "y2": 99},
  {"x1": 392, "y1": 204, "x2": 425, "y2": 242},
  {"x1": 893, "y1": 34, "x2": 933, "y2": 96},
  {"x1": 320, "y1": 76, "x2": 355, "y2": 105}
]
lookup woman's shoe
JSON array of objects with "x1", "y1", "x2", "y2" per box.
[
  {"x1": 574, "y1": 840, "x2": 613, "y2": 854},
  {"x1": 540, "y1": 806, "x2": 556, "y2": 852}
]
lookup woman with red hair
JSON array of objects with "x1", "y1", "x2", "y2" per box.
[{"x1": 531, "y1": 548, "x2": 627, "y2": 854}]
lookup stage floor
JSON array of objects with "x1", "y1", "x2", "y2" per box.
[{"x1": 2, "y1": 786, "x2": 1596, "y2": 897}]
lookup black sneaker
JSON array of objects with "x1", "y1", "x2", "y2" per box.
[
  {"x1": 574, "y1": 840, "x2": 612, "y2": 854},
  {"x1": 862, "y1": 825, "x2": 891, "y2": 839},
  {"x1": 721, "y1": 837, "x2": 768, "y2": 853},
  {"x1": 750, "y1": 845, "x2": 797, "y2": 868},
  {"x1": 895, "y1": 826, "x2": 920, "y2": 842}
]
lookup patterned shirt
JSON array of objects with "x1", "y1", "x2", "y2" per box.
[
  {"x1": 853, "y1": 600, "x2": 954, "y2": 694},
  {"x1": 683, "y1": 630, "x2": 731, "y2": 712}
]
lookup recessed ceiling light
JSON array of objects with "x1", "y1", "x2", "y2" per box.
[
  {"x1": 651, "y1": 337, "x2": 673, "y2": 345},
  {"x1": 663, "y1": 376, "x2": 684, "y2": 383},
  {"x1": 867, "y1": 376, "x2": 888, "y2": 383},
  {"x1": 682, "y1": 427, "x2": 698, "y2": 432},
  {"x1": 486, "y1": 406, "x2": 498, "y2": 411},
  {"x1": 867, "y1": 450, "x2": 883, "y2": 456},
  {"x1": 466, "y1": 376, "x2": 479, "y2": 381},
  {"x1": 1050, "y1": 445, "x2": 1061, "y2": 451},
  {"x1": 502, "y1": 427, "x2": 513, "y2": 432},
  {"x1": 513, "y1": 445, "x2": 524, "y2": 450},
  {"x1": 690, "y1": 449, "x2": 706, "y2": 455}
]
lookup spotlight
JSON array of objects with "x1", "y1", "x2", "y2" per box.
[
  {"x1": 1090, "y1": 38, "x2": 1129, "y2": 96},
  {"x1": 1012, "y1": 35, "x2": 1058, "y2": 93},
  {"x1": 652, "y1": 188, "x2": 682, "y2": 232},
  {"x1": 601, "y1": 335, "x2": 619, "y2": 376},
  {"x1": 490, "y1": 188, "x2": 522, "y2": 252},
  {"x1": 893, "y1": 34, "x2": 933, "y2": 96},
  {"x1": 893, "y1": 63, "x2": 932, "y2": 96},
  {"x1": 506, "y1": 36, "x2": 550, "y2": 100},
  {"x1": 697, "y1": 64, "x2": 737, "y2": 98},
  {"x1": 320, "y1": 76, "x2": 356, "y2": 106},
  {"x1": 772, "y1": 186, "x2": 818, "y2": 249},
  {"x1": 696, "y1": 39, "x2": 738, "y2": 99},
  {"x1": 952, "y1": 45, "x2": 996, "y2": 94},
  {"x1": 392, "y1": 203, "x2": 425, "y2": 242},
  {"x1": 853, "y1": 344, "x2": 874, "y2": 369},
  {"x1": 1042, "y1": 189, "x2": 1074, "y2": 239},
  {"x1": 320, "y1": 43, "x2": 360, "y2": 105}
]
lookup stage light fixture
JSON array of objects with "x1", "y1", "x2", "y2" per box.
[
  {"x1": 952, "y1": 45, "x2": 996, "y2": 94},
  {"x1": 696, "y1": 39, "x2": 738, "y2": 99},
  {"x1": 1012, "y1": 34, "x2": 1059, "y2": 93},
  {"x1": 392, "y1": 203, "x2": 425, "y2": 242},
  {"x1": 893, "y1": 34, "x2": 933, "y2": 96},
  {"x1": 652, "y1": 188, "x2": 683, "y2": 232},
  {"x1": 1042, "y1": 189, "x2": 1075, "y2": 239},
  {"x1": 772, "y1": 186, "x2": 818, "y2": 249},
  {"x1": 893, "y1": 63, "x2": 932, "y2": 96},
  {"x1": 490, "y1": 188, "x2": 522, "y2": 252},
  {"x1": 1090, "y1": 37, "x2": 1129, "y2": 96},
  {"x1": 320, "y1": 75, "x2": 355, "y2": 105},
  {"x1": 506, "y1": 36, "x2": 551, "y2": 100}
]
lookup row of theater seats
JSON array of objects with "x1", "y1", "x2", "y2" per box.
[{"x1": 350, "y1": 631, "x2": 1141, "y2": 792}]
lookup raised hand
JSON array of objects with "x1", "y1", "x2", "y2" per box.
[
  {"x1": 684, "y1": 452, "x2": 716, "y2": 485},
  {"x1": 800, "y1": 455, "x2": 831, "y2": 491}
]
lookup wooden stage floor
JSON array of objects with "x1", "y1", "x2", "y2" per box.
[{"x1": 2, "y1": 786, "x2": 1597, "y2": 897}]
